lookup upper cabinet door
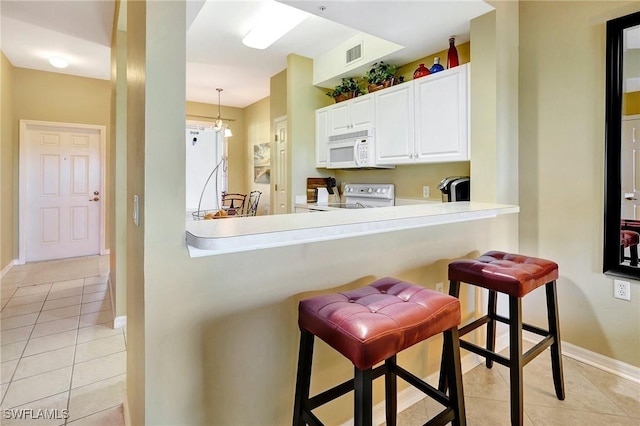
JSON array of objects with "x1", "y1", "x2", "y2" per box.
[
  {"x1": 349, "y1": 94, "x2": 375, "y2": 132},
  {"x1": 328, "y1": 93, "x2": 374, "y2": 135},
  {"x1": 329, "y1": 102, "x2": 351, "y2": 134},
  {"x1": 414, "y1": 64, "x2": 469, "y2": 163},
  {"x1": 315, "y1": 106, "x2": 331, "y2": 167},
  {"x1": 375, "y1": 82, "x2": 415, "y2": 165}
]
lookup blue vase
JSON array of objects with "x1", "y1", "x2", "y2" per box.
[{"x1": 430, "y1": 57, "x2": 444, "y2": 73}]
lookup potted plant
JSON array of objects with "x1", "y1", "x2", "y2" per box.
[
  {"x1": 364, "y1": 61, "x2": 404, "y2": 93},
  {"x1": 326, "y1": 77, "x2": 364, "y2": 103}
]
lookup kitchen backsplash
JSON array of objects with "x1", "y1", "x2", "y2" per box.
[{"x1": 333, "y1": 161, "x2": 470, "y2": 200}]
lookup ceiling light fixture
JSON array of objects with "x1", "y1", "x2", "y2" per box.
[
  {"x1": 214, "y1": 88, "x2": 233, "y2": 137},
  {"x1": 48, "y1": 56, "x2": 69, "y2": 69},
  {"x1": 242, "y1": 1, "x2": 309, "y2": 50}
]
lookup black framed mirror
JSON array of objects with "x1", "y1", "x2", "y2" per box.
[{"x1": 604, "y1": 11, "x2": 640, "y2": 279}]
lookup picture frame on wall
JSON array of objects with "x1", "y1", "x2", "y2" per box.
[{"x1": 254, "y1": 142, "x2": 270, "y2": 183}]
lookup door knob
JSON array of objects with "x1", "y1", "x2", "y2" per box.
[{"x1": 89, "y1": 197, "x2": 100, "y2": 202}]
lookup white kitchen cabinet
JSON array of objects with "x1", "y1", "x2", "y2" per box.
[
  {"x1": 374, "y1": 82, "x2": 415, "y2": 165},
  {"x1": 315, "y1": 106, "x2": 331, "y2": 167},
  {"x1": 328, "y1": 93, "x2": 374, "y2": 135},
  {"x1": 414, "y1": 64, "x2": 469, "y2": 162}
]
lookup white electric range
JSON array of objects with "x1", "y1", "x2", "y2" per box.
[{"x1": 304, "y1": 183, "x2": 395, "y2": 212}]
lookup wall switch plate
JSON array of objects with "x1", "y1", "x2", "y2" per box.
[
  {"x1": 614, "y1": 279, "x2": 631, "y2": 301},
  {"x1": 423, "y1": 186, "x2": 430, "y2": 198},
  {"x1": 435, "y1": 282, "x2": 444, "y2": 293}
]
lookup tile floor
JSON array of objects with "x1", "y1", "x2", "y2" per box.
[
  {"x1": 388, "y1": 343, "x2": 640, "y2": 425},
  {"x1": 2, "y1": 256, "x2": 639, "y2": 425},
  {"x1": 1, "y1": 256, "x2": 126, "y2": 425}
]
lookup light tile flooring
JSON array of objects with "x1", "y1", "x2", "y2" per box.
[
  {"x1": 1, "y1": 256, "x2": 126, "y2": 425},
  {"x1": 389, "y1": 343, "x2": 640, "y2": 425},
  {"x1": 2, "y1": 257, "x2": 639, "y2": 425}
]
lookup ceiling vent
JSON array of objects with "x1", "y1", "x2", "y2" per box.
[{"x1": 345, "y1": 43, "x2": 362, "y2": 65}]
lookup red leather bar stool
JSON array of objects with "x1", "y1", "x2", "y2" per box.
[
  {"x1": 292, "y1": 277, "x2": 466, "y2": 426},
  {"x1": 439, "y1": 251, "x2": 565, "y2": 426}
]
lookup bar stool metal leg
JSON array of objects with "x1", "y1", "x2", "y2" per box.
[
  {"x1": 546, "y1": 281, "x2": 565, "y2": 400},
  {"x1": 509, "y1": 296, "x2": 524, "y2": 426}
]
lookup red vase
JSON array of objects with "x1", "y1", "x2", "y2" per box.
[
  {"x1": 447, "y1": 37, "x2": 459, "y2": 69},
  {"x1": 413, "y1": 63, "x2": 430, "y2": 79}
]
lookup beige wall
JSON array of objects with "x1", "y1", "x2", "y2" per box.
[
  {"x1": 1, "y1": 52, "x2": 15, "y2": 271},
  {"x1": 519, "y1": 1, "x2": 640, "y2": 366},
  {"x1": 120, "y1": 1, "x2": 640, "y2": 423},
  {"x1": 109, "y1": 20, "x2": 128, "y2": 320},
  {"x1": 11, "y1": 67, "x2": 112, "y2": 256},
  {"x1": 186, "y1": 101, "x2": 246, "y2": 194},
  {"x1": 244, "y1": 96, "x2": 271, "y2": 215},
  {"x1": 334, "y1": 162, "x2": 470, "y2": 200},
  {"x1": 125, "y1": 0, "x2": 147, "y2": 423},
  {"x1": 287, "y1": 54, "x2": 329, "y2": 207}
]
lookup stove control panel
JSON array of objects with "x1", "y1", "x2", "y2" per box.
[{"x1": 344, "y1": 184, "x2": 395, "y2": 200}]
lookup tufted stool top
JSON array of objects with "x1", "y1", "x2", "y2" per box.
[
  {"x1": 621, "y1": 230, "x2": 639, "y2": 248},
  {"x1": 448, "y1": 250, "x2": 558, "y2": 298},
  {"x1": 298, "y1": 277, "x2": 460, "y2": 371}
]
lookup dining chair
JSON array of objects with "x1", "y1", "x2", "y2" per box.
[{"x1": 221, "y1": 192, "x2": 246, "y2": 216}]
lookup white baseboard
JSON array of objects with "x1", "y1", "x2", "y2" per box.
[
  {"x1": 107, "y1": 274, "x2": 127, "y2": 330},
  {"x1": 1, "y1": 260, "x2": 17, "y2": 277},
  {"x1": 113, "y1": 315, "x2": 127, "y2": 329},
  {"x1": 530, "y1": 335, "x2": 640, "y2": 384}
]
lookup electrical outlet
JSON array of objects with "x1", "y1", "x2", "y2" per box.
[
  {"x1": 423, "y1": 186, "x2": 430, "y2": 198},
  {"x1": 435, "y1": 282, "x2": 444, "y2": 293},
  {"x1": 614, "y1": 279, "x2": 631, "y2": 301}
]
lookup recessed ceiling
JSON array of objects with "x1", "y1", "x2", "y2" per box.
[{"x1": 1, "y1": 0, "x2": 494, "y2": 108}]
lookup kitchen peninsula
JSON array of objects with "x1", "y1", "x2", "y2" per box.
[{"x1": 186, "y1": 202, "x2": 519, "y2": 256}]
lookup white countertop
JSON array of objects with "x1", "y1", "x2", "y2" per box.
[{"x1": 185, "y1": 201, "x2": 519, "y2": 257}]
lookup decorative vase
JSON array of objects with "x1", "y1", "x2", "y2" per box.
[
  {"x1": 447, "y1": 37, "x2": 459, "y2": 69},
  {"x1": 430, "y1": 57, "x2": 444, "y2": 74},
  {"x1": 413, "y1": 63, "x2": 430, "y2": 79}
]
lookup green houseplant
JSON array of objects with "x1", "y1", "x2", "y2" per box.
[
  {"x1": 364, "y1": 61, "x2": 404, "y2": 93},
  {"x1": 326, "y1": 77, "x2": 364, "y2": 103}
]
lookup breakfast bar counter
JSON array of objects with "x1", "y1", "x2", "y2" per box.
[{"x1": 186, "y1": 202, "x2": 519, "y2": 257}]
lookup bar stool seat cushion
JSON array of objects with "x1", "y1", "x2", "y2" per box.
[
  {"x1": 448, "y1": 250, "x2": 559, "y2": 298},
  {"x1": 298, "y1": 277, "x2": 460, "y2": 370},
  {"x1": 621, "y1": 230, "x2": 639, "y2": 248}
]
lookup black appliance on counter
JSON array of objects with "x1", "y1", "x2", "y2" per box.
[{"x1": 438, "y1": 176, "x2": 470, "y2": 202}]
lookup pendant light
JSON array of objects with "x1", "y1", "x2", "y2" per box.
[{"x1": 214, "y1": 88, "x2": 233, "y2": 137}]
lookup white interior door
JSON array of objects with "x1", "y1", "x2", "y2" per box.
[
  {"x1": 274, "y1": 118, "x2": 288, "y2": 214},
  {"x1": 622, "y1": 117, "x2": 640, "y2": 219},
  {"x1": 22, "y1": 122, "x2": 103, "y2": 262}
]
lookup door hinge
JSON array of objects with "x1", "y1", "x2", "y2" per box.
[{"x1": 275, "y1": 134, "x2": 278, "y2": 142}]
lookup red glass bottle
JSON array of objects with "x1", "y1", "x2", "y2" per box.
[
  {"x1": 447, "y1": 37, "x2": 459, "y2": 69},
  {"x1": 413, "y1": 63, "x2": 430, "y2": 79}
]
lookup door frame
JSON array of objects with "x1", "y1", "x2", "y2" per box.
[
  {"x1": 18, "y1": 120, "x2": 107, "y2": 264},
  {"x1": 272, "y1": 115, "x2": 287, "y2": 214}
]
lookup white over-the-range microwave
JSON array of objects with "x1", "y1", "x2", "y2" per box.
[{"x1": 326, "y1": 129, "x2": 394, "y2": 169}]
